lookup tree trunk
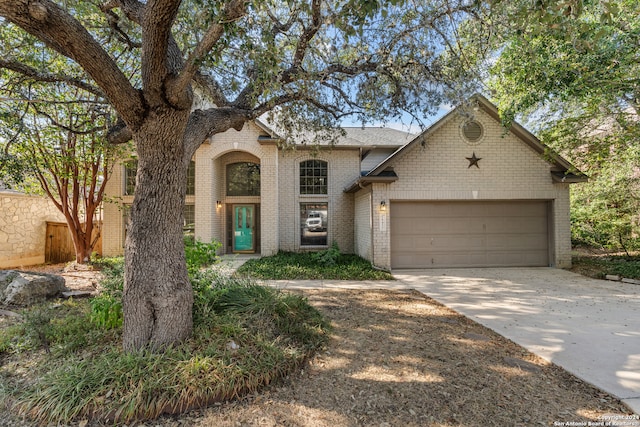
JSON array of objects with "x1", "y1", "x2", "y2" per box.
[{"x1": 122, "y1": 109, "x2": 193, "y2": 352}]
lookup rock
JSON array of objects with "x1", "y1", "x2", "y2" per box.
[
  {"x1": 621, "y1": 278, "x2": 640, "y2": 285},
  {"x1": 0, "y1": 270, "x2": 68, "y2": 306},
  {"x1": 605, "y1": 274, "x2": 621, "y2": 281},
  {"x1": 61, "y1": 290, "x2": 94, "y2": 299}
]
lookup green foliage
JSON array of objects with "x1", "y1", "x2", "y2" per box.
[
  {"x1": 185, "y1": 237, "x2": 221, "y2": 274},
  {"x1": 572, "y1": 254, "x2": 640, "y2": 280},
  {"x1": 21, "y1": 308, "x2": 53, "y2": 352},
  {"x1": 89, "y1": 295, "x2": 123, "y2": 330},
  {"x1": 1, "y1": 266, "x2": 330, "y2": 424},
  {"x1": 236, "y1": 251, "x2": 394, "y2": 280},
  {"x1": 311, "y1": 241, "x2": 341, "y2": 266},
  {"x1": 1, "y1": 300, "x2": 107, "y2": 356},
  {"x1": 89, "y1": 257, "x2": 124, "y2": 330}
]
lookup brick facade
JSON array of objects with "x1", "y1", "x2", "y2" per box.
[
  {"x1": 102, "y1": 96, "x2": 577, "y2": 270},
  {"x1": 359, "y1": 108, "x2": 574, "y2": 269},
  {"x1": 102, "y1": 123, "x2": 360, "y2": 257}
]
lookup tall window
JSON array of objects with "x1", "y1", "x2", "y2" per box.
[
  {"x1": 300, "y1": 202, "x2": 328, "y2": 246},
  {"x1": 183, "y1": 204, "x2": 195, "y2": 235},
  {"x1": 226, "y1": 162, "x2": 260, "y2": 196},
  {"x1": 186, "y1": 160, "x2": 196, "y2": 195},
  {"x1": 124, "y1": 160, "x2": 137, "y2": 195},
  {"x1": 300, "y1": 160, "x2": 327, "y2": 195}
]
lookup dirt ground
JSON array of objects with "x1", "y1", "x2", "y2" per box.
[{"x1": 1, "y1": 266, "x2": 635, "y2": 426}]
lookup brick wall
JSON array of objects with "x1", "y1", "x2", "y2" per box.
[
  {"x1": 193, "y1": 122, "x2": 279, "y2": 256},
  {"x1": 367, "y1": 109, "x2": 573, "y2": 269},
  {"x1": 277, "y1": 148, "x2": 359, "y2": 253},
  {"x1": 354, "y1": 189, "x2": 372, "y2": 261}
]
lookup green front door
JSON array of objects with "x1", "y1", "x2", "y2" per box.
[{"x1": 233, "y1": 204, "x2": 254, "y2": 252}]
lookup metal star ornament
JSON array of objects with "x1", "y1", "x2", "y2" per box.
[{"x1": 466, "y1": 152, "x2": 482, "y2": 168}]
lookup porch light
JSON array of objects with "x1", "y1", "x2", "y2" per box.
[
  {"x1": 380, "y1": 200, "x2": 386, "y2": 211},
  {"x1": 216, "y1": 200, "x2": 222, "y2": 209}
]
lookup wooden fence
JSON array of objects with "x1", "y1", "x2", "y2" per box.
[{"x1": 45, "y1": 222, "x2": 102, "y2": 264}]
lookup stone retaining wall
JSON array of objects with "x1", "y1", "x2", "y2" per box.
[{"x1": 0, "y1": 191, "x2": 66, "y2": 268}]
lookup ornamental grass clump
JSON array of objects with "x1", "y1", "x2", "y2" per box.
[{"x1": 0, "y1": 258, "x2": 330, "y2": 425}]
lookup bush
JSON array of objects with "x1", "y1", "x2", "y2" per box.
[
  {"x1": 4, "y1": 268, "x2": 330, "y2": 425},
  {"x1": 311, "y1": 241, "x2": 341, "y2": 266},
  {"x1": 90, "y1": 257, "x2": 124, "y2": 330},
  {"x1": 236, "y1": 251, "x2": 394, "y2": 280},
  {"x1": 185, "y1": 237, "x2": 221, "y2": 273}
]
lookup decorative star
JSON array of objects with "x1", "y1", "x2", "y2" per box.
[{"x1": 466, "y1": 152, "x2": 482, "y2": 168}]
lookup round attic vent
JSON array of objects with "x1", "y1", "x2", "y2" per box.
[{"x1": 461, "y1": 120, "x2": 484, "y2": 145}]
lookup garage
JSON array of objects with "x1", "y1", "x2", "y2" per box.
[{"x1": 390, "y1": 201, "x2": 550, "y2": 269}]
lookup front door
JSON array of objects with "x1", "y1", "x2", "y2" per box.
[{"x1": 233, "y1": 204, "x2": 255, "y2": 253}]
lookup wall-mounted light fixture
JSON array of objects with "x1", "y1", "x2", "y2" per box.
[
  {"x1": 380, "y1": 200, "x2": 386, "y2": 211},
  {"x1": 216, "y1": 200, "x2": 222, "y2": 209}
]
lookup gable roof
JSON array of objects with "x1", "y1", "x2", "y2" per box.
[
  {"x1": 344, "y1": 94, "x2": 586, "y2": 193},
  {"x1": 367, "y1": 93, "x2": 586, "y2": 182},
  {"x1": 254, "y1": 118, "x2": 413, "y2": 148},
  {"x1": 339, "y1": 127, "x2": 413, "y2": 147}
]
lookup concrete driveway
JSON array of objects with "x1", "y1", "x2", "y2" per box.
[{"x1": 393, "y1": 267, "x2": 640, "y2": 415}]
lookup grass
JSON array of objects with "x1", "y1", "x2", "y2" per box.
[
  {"x1": 0, "y1": 260, "x2": 330, "y2": 425},
  {"x1": 571, "y1": 251, "x2": 640, "y2": 280},
  {"x1": 235, "y1": 251, "x2": 395, "y2": 280}
]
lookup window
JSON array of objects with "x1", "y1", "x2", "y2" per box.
[
  {"x1": 461, "y1": 120, "x2": 484, "y2": 145},
  {"x1": 300, "y1": 202, "x2": 328, "y2": 246},
  {"x1": 124, "y1": 160, "x2": 137, "y2": 195},
  {"x1": 300, "y1": 160, "x2": 327, "y2": 195},
  {"x1": 186, "y1": 161, "x2": 195, "y2": 195},
  {"x1": 226, "y1": 162, "x2": 260, "y2": 196},
  {"x1": 183, "y1": 204, "x2": 195, "y2": 235}
]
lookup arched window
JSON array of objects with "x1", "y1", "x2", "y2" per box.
[
  {"x1": 299, "y1": 160, "x2": 327, "y2": 195},
  {"x1": 226, "y1": 162, "x2": 260, "y2": 196}
]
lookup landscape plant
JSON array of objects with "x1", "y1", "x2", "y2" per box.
[
  {"x1": 0, "y1": 256, "x2": 330, "y2": 424},
  {"x1": 236, "y1": 251, "x2": 394, "y2": 280}
]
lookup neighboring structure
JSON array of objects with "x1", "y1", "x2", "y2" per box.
[
  {"x1": 102, "y1": 94, "x2": 585, "y2": 269},
  {"x1": 0, "y1": 190, "x2": 67, "y2": 268}
]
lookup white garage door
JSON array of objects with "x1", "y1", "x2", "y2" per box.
[{"x1": 390, "y1": 201, "x2": 550, "y2": 268}]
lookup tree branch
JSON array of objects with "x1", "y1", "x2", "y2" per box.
[
  {"x1": 168, "y1": 0, "x2": 247, "y2": 107},
  {"x1": 0, "y1": 59, "x2": 104, "y2": 97},
  {"x1": 0, "y1": 0, "x2": 145, "y2": 130},
  {"x1": 183, "y1": 107, "x2": 252, "y2": 157}
]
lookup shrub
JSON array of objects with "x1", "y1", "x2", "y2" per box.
[
  {"x1": 6, "y1": 271, "x2": 330, "y2": 425},
  {"x1": 311, "y1": 241, "x2": 341, "y2": 266},
  {"x1": 89, "y1": 295, "x2": 123, "y2": 330},
  {"x1": 185, "y1": 237, "x2": 222, "y2": 273},
  {"x1": 90, "y1": 257, "x2": 124, "y2": 330}
]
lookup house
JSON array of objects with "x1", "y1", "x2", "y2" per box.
[{"x1": 101, "y1": 94, "x2": 585, "y2": 269}]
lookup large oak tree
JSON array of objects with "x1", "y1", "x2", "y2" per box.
[{"x1": 0, "y1": 0, "x2": 483, "y2": 351}]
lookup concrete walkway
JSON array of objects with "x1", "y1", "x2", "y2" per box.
[{"x1": 262, "y1": 268, "x2": 640, "y2": 415}]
